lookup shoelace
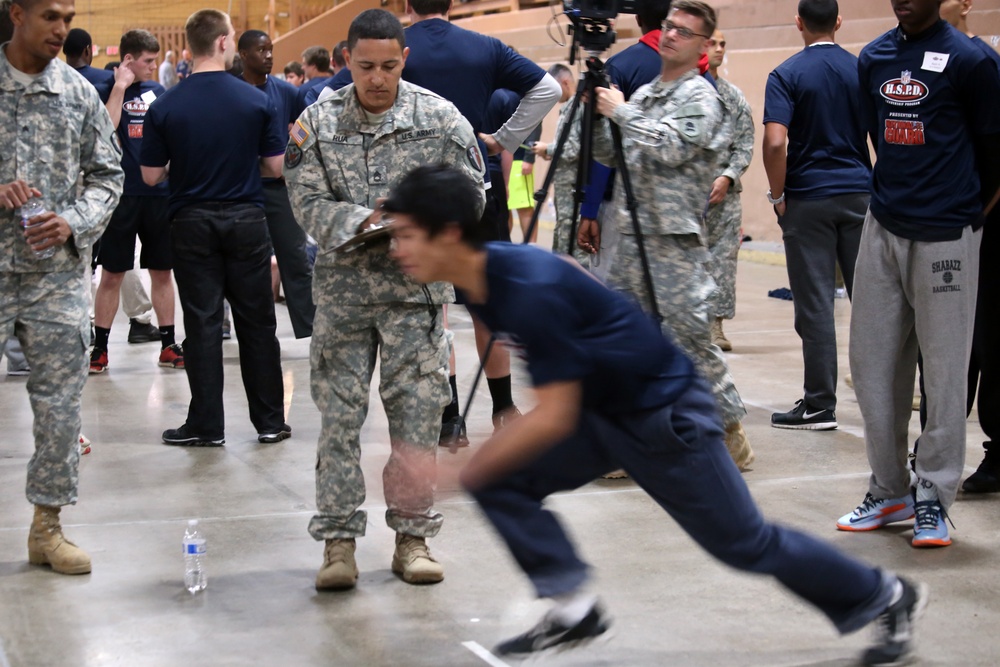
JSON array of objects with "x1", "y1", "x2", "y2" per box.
[
  {"x1": 854, "y1": 492, "x2": 880, "y2": 516},
  {"x1": 325, "y1": 540, "x2": 353, "y2": 562},
  {"x1": 913, "y1": 500, "x2": 955, "y2": 530},
  {"x1": 399, "y1": 536, "x2": 432, "y2": 561}
]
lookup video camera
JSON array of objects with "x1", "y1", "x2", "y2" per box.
[{"x1": 562, "y1": 0, "x2": 638, "y2": 54}]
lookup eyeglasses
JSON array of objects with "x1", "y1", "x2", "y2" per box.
[{"x1": 661, "y1": 21, "x2": 711, "y2": 40}]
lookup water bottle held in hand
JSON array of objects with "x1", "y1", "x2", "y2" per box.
[
  {"x1": 182, "y1": 519, "x2": 207, "y2": 593},
  {"x1": 20, "y1": 198, "x2": 54, "y2": 260}
]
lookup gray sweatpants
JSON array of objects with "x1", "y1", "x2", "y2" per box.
[{"x1": 849, "y1": 212, "x2": 981, "y2": 509}]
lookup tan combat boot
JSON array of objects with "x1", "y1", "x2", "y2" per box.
[
  {"x1": 712, "y1": 317, "x2": 733, "y2": 352},
  {"x1": 724, "y1": 422, "x2": 755, "y2": 472},
  {"x1": 392, "y1": 533, "x2": 444, "y2": 584},
  {"x1": 315, "y1": 538, "x2": 359, "y2": 591},
  {"x1": 27, "y1": 505, "x2": 92, "y2": 575}
]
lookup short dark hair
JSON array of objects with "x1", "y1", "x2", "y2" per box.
[
  {"x1": 284, "y1": 60, "x2": 304, "y2": 77},
  {"x1": 671, "y1": 0, "x2": 717, "y2": 37},
  {"x1": 238, "y1": 29, "x2": 268, "y2": 52},
  {"x1": 0, "y1": 0, "x2": 12, "y2": 44},
  {"x1": 331, "y1": 39, "x2": 348, "y2": 68},
  {"x1": 301, "y1": 45, "x2": 331, "y2": 71},
  {"x1": 120, "y1": 29, "x2": 160, "y2": 58},
  {"x1": 410, "y1": 0, "x2": 452, "y2": 16},
  {"x1": 636, "y1": 0, "x2": 672, "y2": 33},
  {"x1": 547, "y1": 63, "x2": 572, "y2": 80},
  {"x1": 63, "y1": 27, "x2": 92, "y2": 58},
  {"x1": 383, "y1": 165, "x2": 487, "y2": 248},
  {"x1": 797, "y1": 0, "x2": 838, "y2": 34},
  {"x1": 347, "y1": 9, "x2": 406, "y2": 52},
  {"x1": 186, "y1": 9, "x2": 230, "y2": 58}
]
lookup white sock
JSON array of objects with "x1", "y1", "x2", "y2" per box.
[
  {"x1": 915, "y1": 477, "x2": 937, "y2": 503},
  {"x1": 549, "y1": 590, "x2": 598, "y2": 626},
  {"x1": 888, "y1": 578, "x2": 904, "y2": 607}
]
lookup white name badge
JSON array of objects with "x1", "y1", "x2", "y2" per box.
[
  {"x1": 140, "y1": 90, "x2": 158, "y2": 104},
  {"x1": 921, "y1": 51, "x2": 950, "y2": 73}
]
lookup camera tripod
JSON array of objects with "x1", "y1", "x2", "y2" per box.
[{"x1": 443, "y1": 54, "x2": 662, "y2": 452}]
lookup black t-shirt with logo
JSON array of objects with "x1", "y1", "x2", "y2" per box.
[
  {"x1": 115, "y1": 80, "x2": 168, "y2": 197},
  {"x1": 859, "y1": 20, "x2": 1000, "y2": 241}
]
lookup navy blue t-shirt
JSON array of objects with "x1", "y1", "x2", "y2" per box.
[
  {"x1": 253, "y1": 75, "x2": 302, "y2": 184},
  {"x1": 257, "y1": 75, "x2": 302, "y2": 126},
  {"x1": 463, "y1": 244, "x2": 695, "y2": 414},
  {"x1": 325, "y1": 19, "x2": 544, "y2": 134},
  {"x1": 140, "y1": 71, "x2": 287, "y2": 217},
  {"x1": 484, "y1": 89, "x2": 520, "y2": 173},
  {"x1": 860, "y1": 21, "x2": 1000, "y2": 240},
  {"x1": 763, "y1": 44, "x2": 872, "y2": 199},
  {"x1": 74, "y1": 65, "x2": 113, "y2": 98},
  {"x1": 297, "y1": 74, "x2": 332, "y2": 108},
  {"x1": 112, "y1": 80, "x2": 168, "y2": 197}
]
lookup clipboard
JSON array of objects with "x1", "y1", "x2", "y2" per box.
[{"x1": 333, "y1": 219, "x2": 394, "y2": 254}]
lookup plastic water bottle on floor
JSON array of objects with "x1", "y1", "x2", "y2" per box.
[{"x1": 183, "y1": 520, "x2": 207, "y2": 593}]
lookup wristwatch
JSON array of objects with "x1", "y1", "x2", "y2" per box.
[{"x1": 766, "y1": 189, "x2": 785, "y2": 205}]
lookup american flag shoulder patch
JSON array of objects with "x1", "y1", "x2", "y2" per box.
[{"x1": 290, "y1": 120, "x2": 310, "y2": 147}]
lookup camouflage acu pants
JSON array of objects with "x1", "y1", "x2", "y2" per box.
[
  {"x1": 552, "y1": 175, "x2": 591, "y2": 265},
  {"x1": 0, "y1": 271, "x2": 89, "y2": 507},
  {"x1": 308, "y1": 301, "x2": 450, "y2": 540},
  {"x1": 607, "y1": 233, "x2": 746, "y2": 427},
  {"x1": 706, "y1": 192, "x2": 742, "y2": 320}
]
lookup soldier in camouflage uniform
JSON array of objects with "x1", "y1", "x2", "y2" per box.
[
  {"x1": 705, "y1": 29, "x2": 754, "y2": 352},
  {"x1": 284, "y1": 9, "x2": 485, "y2": 591},
  {"x1": 533, "y1": 63, "x2": 590, "y2": 265},
  {"x1": 0, "y1": 0, "x2": 124, "y2": 575},
  {"x1": 589, "y1": 1, "x2": 754, "y2": 470}
]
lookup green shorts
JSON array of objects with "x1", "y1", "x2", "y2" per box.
[{"x1": 507, "y1": 162, "x2": 535, "y2": 210}]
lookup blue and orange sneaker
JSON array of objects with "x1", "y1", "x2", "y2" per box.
[
  {"x1": 837, "y1": 492, "x2": 914, "y2": 531},
  {"x1": 911, "y1": 499, "x2": 951, "y2": 547}
]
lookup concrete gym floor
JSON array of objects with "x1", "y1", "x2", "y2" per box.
[{"x1": 1, "y1": 240, "x2": 997, "y2": 666}]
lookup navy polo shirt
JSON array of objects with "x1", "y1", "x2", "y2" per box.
[
  {"x1": 860, "y1": 21, "x2": 1000, "y2": 240},
  {"x1": 112, "y1": 80, "x2": 168, "y2": 197},
  {"x1": 763, "y1": 44, "x2": 872, "y2": 199},
  {"x1": 141, "y1": 71, "x2": 287, "y2": 217},
  {"x1": 464, "y1": 244, "x2": 695, "y2": 414}
]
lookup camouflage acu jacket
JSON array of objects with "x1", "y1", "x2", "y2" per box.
[
  {"x1": 285, "y1": 80, "x2": 485, "y2": 306},
  {"x1": 593, "y1": 69, "x2": 730, "y2": 242},
  {"x1": 0, "y1": 47, "x2": 123, "y2": 274},
  {"x1": 714, "y1": 77, "x2": 754, "y2": 194}
]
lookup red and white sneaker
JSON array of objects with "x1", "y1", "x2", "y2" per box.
[
  {"x1": 158, "y1": 343, "x2": 184, "y2": 369},
  {"x1": 79, "y1": 434, "x2": 91, "y2": 456},
  {"x1": 89, "y1": 348, "x2": 108, "y2": 374}
]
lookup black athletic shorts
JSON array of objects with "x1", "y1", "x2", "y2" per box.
[{"x1": 97, "y1": 195, "x2": 173, "y2": 272}]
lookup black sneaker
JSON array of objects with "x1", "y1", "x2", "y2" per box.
[
  {"x1": 258, "y1": 425, "x2": 292, "y2": 443},
  {"x1": 862, "y1": 577, "x2": 928, "y2": 666},
  {"x1": 439, "y1": 415, "x2": 469, "y2": 449},
  {"x1": 770, "y1": 399, "x2": 838, "y2": 430},
  {"x1": 162, "y1": 426, "x2": 224, "y2": 447},
  {"x1": 961, "y1": 446, "x2": 1000, "y2": 493},
  {"x1": 495, "y1": 603, "x2": 610, "y2": 657},
  {"x1": 127, "y1": 319, "x2": 161, "y2": 344}
]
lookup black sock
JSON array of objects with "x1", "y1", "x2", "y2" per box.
[
  {"x1": 442, "y1": 374, "x2": 459, "y2": 422},
  {"x1": 159, "y1": 325, "x2": 175, "y2": 349},
  {"x1": 487, "y1": 375, "x2": 513, "y2": 415},
  {"x1": 93, "y1": 326, "x2": 111, "y2": 351}
]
